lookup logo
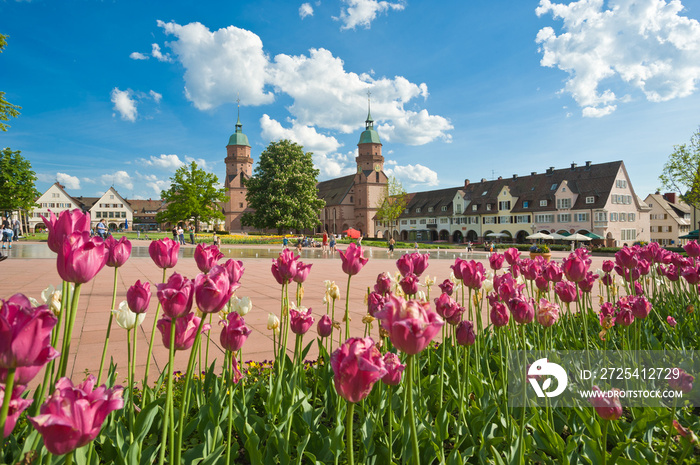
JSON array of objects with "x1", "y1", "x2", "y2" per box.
[{"x1": 528, "y1": 358, "x2": 568, "y2": 398}]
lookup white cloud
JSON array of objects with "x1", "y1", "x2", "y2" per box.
[
  {"x1": 336, "y1": 0, "x2": 405, "y2": 30},
  {"x1": 157, "y1": 20, "x2": 274, "y2": 109},
  {"x1": 129, "y1": 51, "x2": 149, "y2": 60},
  {"x1": 140, "y1": 154, "x2": 185, "y2": 170},
  {"x1": 140, "y1": 174, "x2": 170, "y2": 195},
  {"x1": 150, "y1": 21, "x2": 451, "y2": 145},
  {"x1": 110, "y1": 88, "x2": 138, "y2": 122},
  {"x1": 101, "y1": 171, "x2": 134, "y2": 190},
  {"x1": 149, "y1": 90, "x2": 162, "y2": 104},
  {"x1": 56, "y1": 172, "x2": 81, "y2": 190},
  {"x1": 184, "y1": 156, "x2": 211, "y2": 170},
  {"x1": 315, "y1": 151, "x2": 357, "y2": 179},
  {"x1": 299, "y1": 3, "x2": 314, "y2": 19},
  {"x1": 536, "y1": 0, "x2": 700, "y2": 117},
  {"x1": 82, "y1": 177, "x2": 97, "y2": 184},
  {"x1": 259, "y1": 114, "x2": 342, "y2": 154},
  {"x1": 385, "y1": 163, "x2": 439, "y2": 188},
  {"x1": 151, "y1": 43, "x2": 172, "y2": 62}
]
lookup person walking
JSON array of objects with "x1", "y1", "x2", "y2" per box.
[
  {"x1": 172, "y1": 226, "x2": 178, "y2": 242},
  {"x1": 177, "y1": 226, "x2": 186, "y2": 245},
  {"x1": 322, "y1": 230, "x2": 328, "y2": 253},
  {"x1": 388, "y1": 237, "x2": 395, "y2": 256},
  {"x1": 189, "y1": 226, "x2": 195, "y2": 245},
  {"x1": 329, "y1": 234, "x2": 336, "y2": 253},
  {"x1": 96, "y1": 219, "x2": 107, "y2": 239},
  {"x1": 12, "y1": 218, "x2": 20, "y2": 241}
]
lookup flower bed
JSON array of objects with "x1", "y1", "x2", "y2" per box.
[{"x1": 1, "y1": 209, "x2": 700, "y2": 464}]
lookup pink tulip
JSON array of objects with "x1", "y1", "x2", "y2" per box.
[
  {"x1": 601, "y1": 273, "x2": 614, "y2": 286},
  {"x1": 149, "y1": 237, "x2": 179, "y2": 269},
  {"x1": 41, "y1": 209, "x2": 92, "y2": 254},
  {"x1": 157, "y1": 273, "x2": 194, "y2": 319},
  {"x1": 659, "y1": 264, "x2": 680, "y2": 281},
  {"x1": 614, "y1": 264, "x2": 639, "y2": 283},
  {"x1": 438, "y1": 279, "x2": 454, "y2": 296},
  {"x1": 57, "y1": 231, "x2": 108, "y2": 284},
  {"x1": 396, "y1": 253, "x2": 429, "y2": 277},
  {"x1": 399, "y1": 273, "x2": 419, "y2": 296},
  {"x1": 331, "y1": 337, "x2": 387, "y2": 403},
  {"x1": 194, "y1": 243, "x2": 224, "y2": 273},
  {"x1": 456, "y1": 320, "x2": 476, "y2": 346},
  {"x1": 615, "y1": 246, "x2": 638, "y2": 269},
  {"x1": 157, "y1": 312, "x2": 211, "y2": 351},
  {"x1": 290, "y1": 306, "x2": 314, "y2": 335},
  {"x1": 589, "y1": 386, "x2": 623, "y2": 420},
  {"x1": 602, "y1": 260, "x2": 615, "y2": 273},
  {"x1": 368, "y1": 292, "x2": 387, "y2": 317},
  {"x1": 489, "y1": 253, "x2": 505, "y2": 270},
  {"x1": 495, "y1": 273, "x2": 522, "y2": 301},
  {"x1": 222, "y1": 259, "x2": 245, "y2": 288},
  {"x1": 104, "y1": 235, "x2": 132, "y2": 268},
  {"x1": 462, "y1": 260, "x2": 486, "y2": 289},
  {"x1": 194, "y1": 265, "x2": 234, "y2": 314},
  {"x1": 633, "y1": 282, "x2": 644, "y2": 296},
  {"x1": 1, "y1": 385, "x2": 32, "y2": 438},
  {"x1": 667, "y1": 316, "x2": 677, "y2": 327},
  {"x1": 375, "y1": 295, "x2": 444, "y2": 355},
  {"x1": 537, "y1": 299, "x2": 560, "y2": 327},
  {"x1": 317, "y1": 314, "x2": 333, "y2": 338},
  {"x1": 126, "y1": 280, "x2": 151, "y2": 314},
  {"x1": 673, "y1": 420, "x2": 698, "y2": 444},
  {"x1": 578, "y1": 271, "x2": 599, "y2": 293},
  {"x1": 520, "y1": 259, "x2": 540, "y2": 281},
  {"x1": 0, "y1": 294, "x2": 59, "y2": 372},
  {"x1": 554, "y1": 281, "x2": 578, "y2": 303},
  {"x1": 509, "y1": 297, "x2": 534, "y2": 324},
  {"x1": 374, "y1": 272, "x2": 393, "y2": 296},
  {"x1": 599, "y1": 302, "x2": 615, "y2": 326},
  {"x1": 562, "y1": 253, "x2": 588, "y2": 282},
  {"x1": 338, "y1": 243, "x2": 368, "y2": 276},
  {"x1": 381, "y1": 352, "x2": 405, "y2": 386},
  {"x1": 293, "y1": 262, "x2": 313, "y2": 284},
  {"x1": 434, "y1": 293, "x2": 455, "y2": 319},
  {"x1": 637, "y1": 259, "x2": 651, "y2": 276},
  {"x1": 543, "y1": 262, "x2": 563, "y2": 283},
  {"x1": 490, "y1": 300, "x2": 510, "y2": 327},
  {"x1": 681, "y1": 265, "x2": 700, "y2": 285},
  {"x1": 229, "y1": 356, "x2": 244, "y2": 384},
  {"x1": 451, "y1": 258, "x2": 467, "y2": 281},
  {"x1": 535, "y1": 275, "x2": 549, "y2": 291},
  {"x1": 503, "y1": 248, "x2": 520, "y2": 266},
  {"x1": 271, "y1": 248, "x2": 298, "y2": 284},
  {"x1": 219, "y1": 312, "x2": 252, "y2": 352},
  {"x1": 28, "y1": 375, "x2": 124, "y2": 455},
  {"x1": 684, "y1": 240, "x2": 700, "y2": 258},
  {"x1": 669, "y1": 369, "x2": 694, "y2": 393},
  {"x1": 615, "y1": 304, "x2": 635, "y2": 327}
]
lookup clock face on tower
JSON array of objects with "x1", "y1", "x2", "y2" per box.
[{"x1": 374, "y1": 164, "x2": 381, "y2": 172}]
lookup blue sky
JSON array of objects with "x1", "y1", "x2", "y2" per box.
[{"x1": 2, "y1": 0, "x2": 700, "y2": 201}]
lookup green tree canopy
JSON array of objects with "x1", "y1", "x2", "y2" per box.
[
  {"x1": 156, "y1": 161, "x2": 228, "y2": 232},
  {"x1": 375, "y1": 176, "x2": 409, "y2": 238},
  {"x1": 0, "y1": 34, "x2": 21, "y2": 132},
  {"x1": 0, "y1": 148, "x2": 39, "y2": 212},
  {"x1": 659, "y1": 126, "x2": 700, "y2": 210},
  {"x1": 242, "y1": 139, "x2": 325, "y2": 233}
]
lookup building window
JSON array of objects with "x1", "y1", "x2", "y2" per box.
[
  {"x1": 621, "y1": 229, "x2": 636, "y2": 241},
  {"x1": 558, "y1": 213, "x2": 571, "y2": 223},
  {"x1": 535, "y1": 214, "x2": 554, "y2": 223},
  {"x1": 486, "y1": 204, "x2": 492, "y2": 211},
  {"x1": 551, "y1": 184, "x2": 557, "y2": 190},
  {"x1": 557, "y1": 198, "x2": 572, "y2": 209},
  {"x1": 401, "y1": 220, "x2": 407, "y2": 225},
  {"x1": 619, "y1": 213, "x2": 626, "y2": 222},
  {"x1": 419, "y1": 219, "x2": 426, "y2": 224},
  {"x1": 483, "y1": 217, "x2": 496, "y2": 224},
  {"x1": 455, "y1": 204, "x2": 462, "y2": 214},
  {"x1": 498, "y1": 216, "x2": 511, "y2": 224},
  {"x1": 472, "y1": 205, "x2": 478, "y2": 211},
  {"x1": 516, "y1": 215, "x2": 530, "y2": 223},
  {"x1": 416, "y1": 208, "x2": 421, "y2": 213},
  {"x1": 409, "y1": 220, "x2": 417, "y2": 225},
  {"x1": 499, "y1": 201, "x2": 511, "y2": 210},
  {"x1": 628, "y1": 213, "x2": 635, "y2": 221},
  {"x1": 428, "y1": 207, "x2": 433, "y2": 212},
  {"x1": 610, "y1": 212, "x2": 618, "y2": 222},
  {"x1": 441, "y1": 206, "x2": 447, "y2": 212},
  {"x1": 523, "y1": 201, "x2": 529, "y2": 208},
  {"x1": 616, "y1": 180, "x2": 627, "y2": 189},
  {"x1": 540, "y1": 200, "x2": 547, "y2": 206},
  {"x1": 574, "y1": 213, "x2": 589, "y2": 222},
  {"x1": 586, "y1": 196, "x2": 594, "y2": 204},
  {"x1": 109, "y1": 212, "x2": 114, "y2": 218},
  {"x1": 96, "y1": 212, "x2": 101, "y2": 218},
  {"x1": 404, "y1": 209, "x2": 409, "y2": 214},
  {"x1": 239, "y1": 203, "x2": 244, "y2": 208},
  {"x1": 121, "y1": 212, "x2": 126, "y2": 218},
  {"x1": 594, "y1": 212, "x2": 607, "y2": 222},
  {"x1": 440, "y1": 218, "x2": 448, "y2": 224}
]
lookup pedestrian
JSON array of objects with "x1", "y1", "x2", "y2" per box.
[
  {"x1": 283, "y1": 236, "x2": 288, "y2": 248},
  {"x1": 97, "y1": 219, "x2": 107, "y2": 239},
  {"x1": 137, "y1": 228, "x2": 141, "y2": 239},
  {"x1": 178, "y1": 226, "x2": 186, "y2": 245},
  {"x1": 12, "y1": 218, "x2": 20, "y2": 241},
  {"x1": 388, "y1": 237, "x2": 395, "y2": 255},
  {"x1": 330, "y1": 234, "x2": 336, "y2": 253},
  {"x1": 296, "y1": 237, "x2": 303, "y2": 254},
  {"x1": 357, "y1": 235, "x2": 362, "y2": 246},
  {"x1": 413, "y1": 241, "x2": 419, "y2": 252},
  {"x1": 2, "y1": 217, "x2": 13, "y2": 250},
  {"x1": 322, "y1": 230, "x2": 328, "y2": 253},
  {"x1": 189, "y1": 226, "x2": 195, "y2": 245},
  {"x1": 172, "y1": 226, "x2": 178, "y2": 241}
]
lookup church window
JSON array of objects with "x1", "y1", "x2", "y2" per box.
[
  {"x1": 239, "y1": 203, "x2": 244, "y2": 208},
  {"x1": 350, "y1": 196, "x2": 353, "y2": 203}
]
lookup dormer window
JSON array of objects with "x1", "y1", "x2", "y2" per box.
[
  {"x1": 586, "y1": 196, "x2": 595, "y2": 204},
  {"x1": 551, "y1": 184, "x2": 557, "y2": 190},
  {"x1": 482, "y1": 191, "x2": 488, "y2": 196},
  {"x1": 441, "y1": 206, "x2": 447, "y2": 212},
  {"x1": 416, "y1": 208, "x2": 421, "y2": 213},
  {"x1": 472, "y1": 205, "x2": 478, "y2": 211},
  {"x1": 540, "y1": 200, "x2": 547, "y2": 206},
  {"x1": 428, "y1": 207, "x2": 434, "y2": 212},
  {"x1": 523, "y1": 201, "x2": 529, "y2": 208},
  {"x1": 486, "y1": 204, "x2": 492, "y2": 211}
]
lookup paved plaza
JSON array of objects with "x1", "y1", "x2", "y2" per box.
[{"x1": 0, "y1": 241, "x2": 607, "y2": 388}]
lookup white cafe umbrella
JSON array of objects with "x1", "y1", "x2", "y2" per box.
[
  {"x1": 549, "y1": 233, "x2": 569, "y2": 240},
  {"x1": 486, "y1": 232, "x2": 509, "y2": 238},
  {"x1": 563, "y1": 233, "x2": 592, "y2": 242},
  {"x1": 526, "y1": 232, "x2": 554, "y2": 240}
]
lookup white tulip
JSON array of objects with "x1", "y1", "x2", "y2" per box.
[
  {"x1": 113, "y1": 300, "x2": 145, "y2": 330},
  {"x1": 231, "y1": 296, "x2": 252, "y2": 316},
  {"x1": 267, "y1": 313, "x2": 280, "y2": 331}
]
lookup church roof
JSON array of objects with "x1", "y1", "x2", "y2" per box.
[
  {"x1": 228, "y1": 116, "x2": 250, "y2": 147},
  {"x1": 317, "y1": 174, "x2": 355, "y2": 207}
]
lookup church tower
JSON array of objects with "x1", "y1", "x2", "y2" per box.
[
  {"x1": 353, "y1": 93, "x2": 387, "y2": 238},
  {"x1": 224, "y1": 104, "x2": 254, "y2": 232}
]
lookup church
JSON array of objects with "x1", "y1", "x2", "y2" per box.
[{"x1": 223, "y1": 107, "x2": 388, "y2": 238}]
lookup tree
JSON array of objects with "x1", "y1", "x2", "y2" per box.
[
  {"x1": 0, "y1": 148, "x2": 40, "y2": 212},
  {"x1": 375, "y1": 176, "x2": 409, "y2": 240},
  {"x1": 242, "y1": 139, "x2": 325, "y2": 233},
  {"x1": 660, "y1": 126, "x2": 700, "y2": 210},
  {"x1": 156, "y1": 161, "x2": 228, "y2": 232},
  {"x1": 0, "y1": 34, "x2": 21, "y2": 131}
]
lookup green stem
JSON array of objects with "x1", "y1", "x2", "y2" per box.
[
  {"x1": 439, "y1": 326, "x2": 446, "y2": 410},
  {"x1": 127, "y1": 328, "x2": 134, "y2": 442},
  {"x1": 157, "y1": 321, "x2": 177, "y2": 465},
  {"x1": 58, "y1": 283, "x2": 83, "y2": 379},
  {"x1": 65, "y1": 452, "x2": 73, "y2": 465},
  {"x1": 225, "y1": 352, "x2": 235, "y2": 465},
  {"x1": 345, "y1": 275, "x2": 352, "y2": 340},
  {"x1": 387, "y1": 385, "x2": 394, "y2": 463},
  {"x1": 660, "y1": 397, "x2": 678, "y2": 464},
  {"x1": 406, "y1": 355, "x2": 420, "y2": 465},
  {"x1": 601, "y1": 420, "x2": 608, "y2": 465},
  {"x1": 175, "y1": 316, "x2": 208, "y2": 465},
  {"x1": 97, "y1": 267, "x2": 119, "y2": 385},
  {"x1": 346, "y1": 402, "x2": 355, "y2": 465},
  {"x1": 143, "y1": 267, "x2": 167, "y2": 397},
  {"x1": 0, "y1": 368, "x2": 16, "y2": 443}
]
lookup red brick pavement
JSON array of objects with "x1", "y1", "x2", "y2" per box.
[{"x1": 0, "y1": 242, "x2": 606, "y2": 388}]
